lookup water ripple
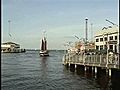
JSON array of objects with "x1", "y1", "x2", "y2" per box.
[{"x1": 2, "y1": 50, "x2": 102, "y2": 90}]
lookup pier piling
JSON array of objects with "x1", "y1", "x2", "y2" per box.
[{"x1": 63, "y1": 53, "x2": 120, "y2": 88}]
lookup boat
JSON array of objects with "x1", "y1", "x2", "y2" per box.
[
  {"x1": 1, "y1": 42, "x2": 26, "y2": 53},
  {"x1": 39, "y1": 37, "x2": 49, "y2": 56}
]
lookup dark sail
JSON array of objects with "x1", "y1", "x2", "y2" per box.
[
  {"x1": 41, "y1": 39, "x2": 44, "y2": 51},
  {"x1": 44, "y1": 37, "x2": 47, "y2": 50}
]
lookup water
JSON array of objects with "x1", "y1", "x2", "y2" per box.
[{"x1": 1, "y1": 50, "x2": 110, "y2": 90}]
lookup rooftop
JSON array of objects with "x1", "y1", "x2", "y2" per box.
[
  {"x1": 2, "y1": 42, "x2": 20, "y2": 46},
  {"x1": 95, "y1": 25, "x2": 118, "y2": 37}
]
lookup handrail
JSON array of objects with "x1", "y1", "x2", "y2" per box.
[{"x1": 63, "y1": 53, "x2": 119, "y2": 69}]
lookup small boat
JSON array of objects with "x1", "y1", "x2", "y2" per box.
[{"x1": 39, "y1": 37, "x2": 49, "y2": 56}]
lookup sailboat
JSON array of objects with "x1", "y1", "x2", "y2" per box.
[{"x1": 39, "y1": 37, "x2": 49, "y2": 56}]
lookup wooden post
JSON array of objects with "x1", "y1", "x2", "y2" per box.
[
  {"x1": 95, "y1": 67, "x2": 97, "y2": 78},
  {"x1": 69, "y1": 63, "x2": 70, "y2": 67},
  {"x1": 68, "y1": 53, "x2": 70, "y2": 62},
  {"x1": 100, "y1": 55, "x2": 101, "y2": 65},
  {"x1": 85, "y1": 66, "x2": 87, "y2": 71},
  {"x1": 109, "y1": 69, "x2": 111, "y2": 77},
  {"x1": 75, "y1": 64, "x2": 77, "y2": 69}
]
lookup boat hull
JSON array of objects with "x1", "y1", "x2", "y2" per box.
[
  {"x1": 40, "y1": 53, "x2": 49, "y2": 56},
  {"x1": 39, "y1": 51, "x2": 49, "y2": 56}
]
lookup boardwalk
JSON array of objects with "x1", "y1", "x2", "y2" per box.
[{"x1": 63, "y1": 53, "x2": 119, "y2": 69}]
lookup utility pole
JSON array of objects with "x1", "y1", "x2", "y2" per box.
[
  {"x1": 91, "y1": 23, "x2": 93, "y2": 41},
  {"x1": 8, "y1": 20, "x2": 12, "y2": 41},
  {"x1": 85, "y1": 17, "x2": 88, "y2": 43}
]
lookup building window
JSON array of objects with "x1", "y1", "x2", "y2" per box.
[
  {"x1": 115, "y1": 36, "x2": 117, "y2": 40},
  {"x1": 100, "y1": 38, "x2": 103, "y2": 42},
  {"x1": 96, "y1": 38, "x2": 99, "y2": 42},
  {"x1": 104, "y1": 37, "x2": 107, "y2": 41},
  {"x1": 109, "y1": 45, "x2": 113, "y2": 50},
  {"x1": 104, "y1": 45, "x2": 107, "y2": 50},
  {"x1": 96, "y1": 46, "x2": 99, "y2": 50},
  {"x1": 100, "y1": 45, "x2": 103, "y2": 50},
  {"x1": 115, "y1": 45, "x2": 117, "y2": 52},
  {"x1": 109, "y1": 36, "x2": 113, "y2": 40}
]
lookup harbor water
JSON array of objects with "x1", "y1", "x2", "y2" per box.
[{"x1": 1, "y1": 50, "x2": 113, "y2": 90}]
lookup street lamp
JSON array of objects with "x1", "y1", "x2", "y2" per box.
[{"x1": 85, "y1": 17, "x2": 88, "y2": 43}]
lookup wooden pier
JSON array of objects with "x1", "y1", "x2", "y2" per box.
[
  {"x1": 62, "y1": 53, "x2": 120, "y2": 89},
  {"x1": 63, "y1": 53, "x2": 120, "y2": 77},
  {"x1": 63, "y1": 53, "x2": 119, "y2": 69}
]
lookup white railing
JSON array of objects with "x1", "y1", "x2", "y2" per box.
[{"x1": 63, "y1": 53, "x2": 119, "y2": 68}]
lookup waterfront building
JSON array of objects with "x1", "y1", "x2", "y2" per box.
[
  {"x1": 64, "y1": 41, "x2": 95, "y2": 55},
  {"x1": 95, "y1": 25, "x2": 119, "y2": 53},
  {"x1": 1, "y1": 42, "x2": 25, "y2": 53}
]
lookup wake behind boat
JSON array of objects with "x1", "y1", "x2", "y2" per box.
[{"x1": 39, "y1": 37, "x2": 49, "y2": 56}]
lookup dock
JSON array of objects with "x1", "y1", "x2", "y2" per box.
[
  {"x1": 62, "y1": 53, "x2": 120, "y2": 77},
  {"x1": 63, "y1": 53, "x2": 119, "y2": 69}
]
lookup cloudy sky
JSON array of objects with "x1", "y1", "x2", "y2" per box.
[{"x1": 2, "y1": 0, "x2": 118, "y2": 50}]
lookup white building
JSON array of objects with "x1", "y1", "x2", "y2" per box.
[
  {"x1": 95, "y1": 25, "x2": 119, "y2": 53},
  {"x1": 1, "y1": 42, "x2": 25, "y2": 53}
]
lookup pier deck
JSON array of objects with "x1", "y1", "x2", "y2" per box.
[{"x1": 63, "y1": 53, "x2": 119, "y2": 69}]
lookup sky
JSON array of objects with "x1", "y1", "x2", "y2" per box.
[{"x1": 2, "y1": 0, "x2": 119, "y2": 50}]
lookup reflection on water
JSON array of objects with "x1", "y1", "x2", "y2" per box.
[{"x1": 65, "y1": 65, "x2": 120, "y2": 90}]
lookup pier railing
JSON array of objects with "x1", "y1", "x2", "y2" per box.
[{"x1": 63, "y1": 53, "x2": 119, "y2": 69}]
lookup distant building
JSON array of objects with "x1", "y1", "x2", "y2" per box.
[
  {"x1": 95, "y1": 26, "x2": 119, "y2": 53},
  {"x1": 85, "y1": 42, "x2": 95, "y2": 51},
  {"x1": 1, "y1": 42, "x2": 25, "y2": 53},
  {"x1": 74, "y1": 41, "x2": 95, "y2": 53}
]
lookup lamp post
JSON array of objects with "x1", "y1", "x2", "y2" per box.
[
  {"x1": 91, "y1": 23, "x2": 93, "y2": 41},
  {"x1": 85, "y1": 17, "x2": 88, "y2": 43},
  {"x1": 85, "y1": 17, "x2": 88, "y2": 54}
]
